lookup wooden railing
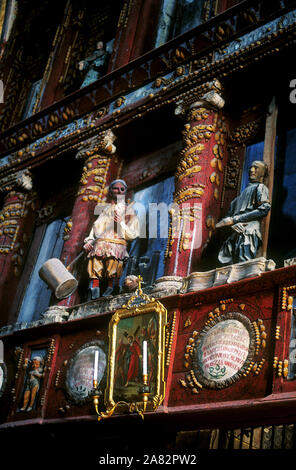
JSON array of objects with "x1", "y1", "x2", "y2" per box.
[{"x1": 0, "y1": 0, "x2": 295, "y2": 157}]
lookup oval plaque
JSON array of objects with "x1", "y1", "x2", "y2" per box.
[
  {"x1": 193, "y1": 312, "x2": 255, "y2": 389},
  {"x1": 65, "y1": 341, "x2": 107, "y2": 404}
]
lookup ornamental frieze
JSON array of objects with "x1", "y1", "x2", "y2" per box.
[{"x1": 0, "y1": 5, "x2": 296, "y2": 166}]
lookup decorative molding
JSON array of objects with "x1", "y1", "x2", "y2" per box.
[
  {"x1": 0, "y1": 191, "x2": 34, "y2": 255},
  {"x1": 75, "y1": 130, "x2": 116, "y2": 160},
  {"x1": 0, "y1": 4, "x2": 296, "y2": 167},
  {"x1": 187, "y1": 257, "x2": 276, "y2": 292},
  {"x1": 75, "y1": 130, "x2": 116, "y2": 203},
  {"x1": 175, "y1": 79, "x2": 224, "y2": 115},
  {"x1": 281, "y1": 285, "x2": 296, "y2": 310},
  {"x1": 228, "y1": 117, "x2": 265, "y2": 147},
  {"x1": 224, "y1": 154, "x2": 241, "y2": 190},
  {"x1": 0, "y1": 169, "x2": 33, "y2": 193},
  {"x1": 165, "y1": 311, "x2": 177, "y2": 367}
]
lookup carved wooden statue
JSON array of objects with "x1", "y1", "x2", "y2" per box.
[
  {"x1": 83, "y1": 179, "x2": 140, "y2": 299},
  {"x1": 78, "y1": 41, "x2": 109, "y2": 88},
  {"x1": 216, "y1": 160, "x2": 271, "y2": 265}
]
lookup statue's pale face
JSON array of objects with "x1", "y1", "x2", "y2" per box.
[
  {"x1": 249, "y1": 162, "x2": 266, "y2": 183},
  {"x1": 109, "y1": 182, "x2": 127, "y2": 200}
]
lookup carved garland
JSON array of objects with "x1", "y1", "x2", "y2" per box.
[
  {"x1": 273, "y1": 285, "x2": 296, "y2": 379},
  {"x1": 224, "y1": 117, "x2": 265, "y2": 192}
]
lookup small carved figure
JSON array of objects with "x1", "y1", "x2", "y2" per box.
[
  {"x1": 83, "y1": 180, "x2": 140, "y2": 299},
  {"x1": 78, "y1": 41, "x2": 109, "y2": 88},
  {"x1": 216, "y1": 160, "x2": 271, "y2": 265},
  {"x1": 20, "y1": 356, "x2": 44, "y2": 412}
]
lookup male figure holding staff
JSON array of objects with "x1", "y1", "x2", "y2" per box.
[{"x1": 84, "y1": 179, "x2": 139, "y2": 299}]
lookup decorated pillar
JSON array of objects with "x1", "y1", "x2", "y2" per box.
[
  {"x1": 58, "y1": 129, "x2": 121, "y2": 307},
  {"x1": 164, "y1": 79, "x2": 227, "y2": 278},
  {"x1": 0, "y1": 171, "x2": 37, "y2": 326},
  {"x1": 108, "y1": 0, "x2": 162, "y2": 72},
  {"x1": 40, "y1": 3, "x2": 83, "y2": 108}
]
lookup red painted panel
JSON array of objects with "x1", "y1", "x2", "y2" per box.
[
  {"x1": 168, "y1": 294, "x2": 275, "y2": 407},
  {"x1": 45, "y1": 327, "x2": 108, "y2": 420}
]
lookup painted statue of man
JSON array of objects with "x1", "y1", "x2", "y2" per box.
[
  {"x1": 216, "y1": 160, "x2": 271, "y2": 265},
  {"x1": 78, "y1": 41, "x2": 109, "y2": 88},
  {"x1": 83, "y1": 179, "x2": 139, "y2": 299}
]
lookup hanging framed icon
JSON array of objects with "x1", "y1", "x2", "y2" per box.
[{"x1": 105, "y1": 297, "x2": 167, "y2": 415}]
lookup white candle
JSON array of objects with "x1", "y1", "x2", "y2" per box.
[
  {"x1": 143, "y1": 341, "x2": 147, "y2": 375},
  {"x1": 93, "y1": 350, "x2": 99, "y2": 382}
]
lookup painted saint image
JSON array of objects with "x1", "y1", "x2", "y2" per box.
[
  {"x1": 19, "y1": 355, "x2": 44, "y2": 412},
  {"x1": 113, "y1": 313, "x2": 158, "y2": 401},
  {"x1": 114, "y1": 328, "x2": 141, "y2": 388},
  {"x1": 124, "y1": 334, "x2": 141, "y2": 387},
  {"x1": 147, "y1": 315, "x2": 157, "y2": 386}
]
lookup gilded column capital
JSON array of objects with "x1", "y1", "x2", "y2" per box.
[
  {"x1": 0, "y1": 169, "x2": 33, "y2": 194},
  {"x1": 76, "y1": 130, "x2": 117, "y2": 160},
  {"x1": 175, "y1": 79, "x2": 225, "y2": 117}
]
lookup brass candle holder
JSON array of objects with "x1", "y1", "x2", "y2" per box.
[
  {"x1": 142, "y1": 373, "x2": 150, "y2": 413},
  {"x1": 92, "y1": 374, "x2": 150, "y2": 421},
  {"x1": 92, "y1": 379, "x2": 101, "y2": 415}
]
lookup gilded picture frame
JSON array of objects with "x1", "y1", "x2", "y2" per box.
[{"x1": 105, "y1": 299, "x2": 167, "y2": 415}]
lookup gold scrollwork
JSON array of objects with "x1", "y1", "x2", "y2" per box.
[{"x1": 165, "y1": 204, "x2": 202, "y2": 257}]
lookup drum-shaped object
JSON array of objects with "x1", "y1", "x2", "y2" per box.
[{"x1": 39, "y1": 258, "x2": 78, "y2": 299}]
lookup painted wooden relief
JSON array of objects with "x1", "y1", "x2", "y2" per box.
[{"x1": 17, "y1": 349, "x2": 47, "y2": 412}]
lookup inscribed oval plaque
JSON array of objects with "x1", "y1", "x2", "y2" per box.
[
  {"x1": 65, "y1": 341, "x2": 107, "y2": 404},
  {"x1": 193, "y1": 313, "x2": 255, "y2": 389}
]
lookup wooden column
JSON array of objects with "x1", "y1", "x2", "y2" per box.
[
  {"x1": 262, "y1": 97, "x2": 278, "y2": 258},
  {"x1": 108, "y1": 0, "x2": 162, "y2": 72},
  {"x1": 58, "y1": 130, "x2": 121, "y2": 307},
  {"x1": 39, "y1": 3, "x2": 83, "y2": 109},
  {"x1": 0, "y1": 171, "x2": 37, "y2": 326},
  {"x1": 164, "y1": 80, "x2": 227, "y2": 277}
]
